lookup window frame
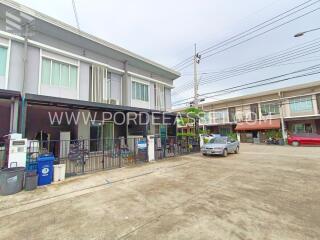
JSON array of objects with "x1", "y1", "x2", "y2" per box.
[
  {"x1": 0, "y1": 39, "x2": 10, "y2": 89},
  {"x1": 132, "y1": 80, "x2": 149, "y2": 102},
  {"x1": 155, "y1": 83, "x2": 165, "y2": 110},
  {"x1": 260, "y1": 102, "x2": 280, "y2": 116},
  {"x1": 289, "y1": 96, "x2": 313, "y2": 113},
  {"x1": 41, "y1": 57, "x2": 78, "y2": 89}
]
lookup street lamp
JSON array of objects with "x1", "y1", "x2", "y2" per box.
[{"x1": 294, "y1": 27, "x2": 320, "y2": 37}]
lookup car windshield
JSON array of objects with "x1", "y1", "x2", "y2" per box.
[{"x1": 210, "y1": 137, "x2": 227, "y2": 144}]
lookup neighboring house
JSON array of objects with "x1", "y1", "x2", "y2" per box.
[
  {"x1": 176, "y1": 81, "x2": 320, "y2": 143},
  {"x1": 0, "y1": 0, "x2": 180, "y2": 142}
]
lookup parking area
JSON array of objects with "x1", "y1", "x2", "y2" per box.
[{"x1": 0, "y1": 144, "x2": 319, "y2": 240}]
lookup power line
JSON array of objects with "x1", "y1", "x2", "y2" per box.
[
  {"x1": 173, "y1": 38, "x2": 320, "y2": 94},
  {"x1": 173, "y1": 0, "x2": 320, "y2": 71},
  {"x1": 200, "y1": 0, "x2": 319, "y2": 56},
  {"x1": 172, "y1": 0, "x2": 310, "y2": 69},
  {"x1": 200, "y1": 6, "x2": 320, "y2": 62},
  {"x1": 173, "y1": 64, "x2": 320, "y2": 104},
  {"x1": 176, "y1": 64, "x2": 320, "y2": 104},
  {"x1": 200, "y1": 43, "x2": 320, "y2": 83},
  {"x1": 172, "y1": 0, "x2": 285, "y2": 69},
  {"x1": 173, "y1": 70, "x2": 320, "y2": 107},
  {"x1": 198, "y1": 70, "x2": 320, "y2": 101}
]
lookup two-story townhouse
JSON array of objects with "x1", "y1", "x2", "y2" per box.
[
  {"x1": 179, "y1": 81, "x2": 320, "y2": 143},
  {"x1": 0, "y1": 0, "x2": 180, "y2": 146}
]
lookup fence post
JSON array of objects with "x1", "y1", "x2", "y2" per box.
[
  {"x1": 118, "y1": 139, "x2": 122, "y2": 168},
  {"x1": 81, "y1": 139, "x2": 85, "y2": 174},
  {"x1": 145, "y1": 135, "x2": 149, "y2": 162},
  {"x1": 102, "y1": 138, "x2": 105, "y2": 169},
  {"x1": 134, "y1": 138, "x2": 137, "y2": 164}
]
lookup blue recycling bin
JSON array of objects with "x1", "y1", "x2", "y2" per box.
[{"x1": 37, "y1": 154, "x2": 54, "y2": 186}]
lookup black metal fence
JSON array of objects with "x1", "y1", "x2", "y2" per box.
[
  {"x1": 154, "y1": 136, "x2": 200, "y2": 160},
  {"x1": 25, "y1": 136, "x2": 199, "y2": 178}
]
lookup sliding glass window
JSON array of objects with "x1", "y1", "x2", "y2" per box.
[
  {"x1": 132, "y1": 81, "x2": 149, "y2": 101},
  {"x1": 0, "y1": 46, "x2": 8, "y2": 77},
  {"x1": 289, "y1": 96, "x2": 313, "y2": 113},
  {"x1": 41, "y1": 58, "x2": 78, "y2": 89}
]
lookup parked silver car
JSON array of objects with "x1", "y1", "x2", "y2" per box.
[{"x1": 201, "y1": 137, "x2": 240, "y2": 157}]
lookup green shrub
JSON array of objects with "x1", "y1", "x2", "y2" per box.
[{"x1": 227, "y1": 132, "x2": 237, "y2": 141}]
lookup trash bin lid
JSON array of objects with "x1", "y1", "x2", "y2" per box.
[{"x1": 38, "y1": 154, "x2": 55, "y2": 162}]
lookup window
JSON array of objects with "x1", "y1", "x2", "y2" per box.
[
  {"x1": 261, "y1": 102, "x2": 280, "y2": 116},
  {"x1": 219, "y1": 127, "x2": 231, "y2": 136},
  {"x1": 289, "y1": 96, "x2": 313, "y2": 113},
  {"x1": 0, "y1": 46, "x2": 8, "y2": 77},
  {"x1": 228, "y1": 107, "x2": 236, "y2": 122},
  {"x1": 250, "y1": 104, "x2": 259, "y2": 120},
  {"x1": 213, "y1": 109, "x2": 228, "y2": 124},
  {"x1": 90, "y1": 65, "x2": 106, "y2": 102},
  {"x1": 132, "y1": 81, "x2": 149, "y2": 101},
  {"x1": 41, "y1": 58, "x2": 78, "y2": 89},
  {"x1": 200, "y1": 112, "x2": 211, "y2": 125},
  {"x1": 105, "y1": 72, "x2": 112, "y2": 100},
  {"x1": 292, "y1": 123, "x2": 312, "y2": 134},
  {"x1": 155, "y1": 83, "x2": 165, "y2": 110}
]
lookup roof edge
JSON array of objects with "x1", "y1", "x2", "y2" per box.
[
  {"x1": 200, "y1": 80, "x2": 320, "y2": 108},
  {"x1": 1, "y1": 0, "x2": 181, "y2": 79}
]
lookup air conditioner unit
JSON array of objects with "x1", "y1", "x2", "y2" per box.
[
  {"x1": 108, "y1": 99, "x2": 119, "y2": 105},
  {"x1": 104, "y1": 99, "x2": 119, "y2": 105}
]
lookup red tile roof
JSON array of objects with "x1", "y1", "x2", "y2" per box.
[{"x1": 235, "y1": 119, "x2": 281, "y2": 131}]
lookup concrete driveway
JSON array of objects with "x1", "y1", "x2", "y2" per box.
[{"x1": 0, "y1": 144, "x2": 319, "y2": 240}]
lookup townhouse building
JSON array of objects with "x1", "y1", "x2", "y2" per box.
[
  {"x1": 0, "y1": 0, "x2": 180, "y2": 144},
  {"x1": 179, "y1": 81, "x2": 320, "y2": 143}
]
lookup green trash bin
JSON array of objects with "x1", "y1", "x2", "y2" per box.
[{"x1": 0, "y1": 167, "x2": 25, "y2": 196}]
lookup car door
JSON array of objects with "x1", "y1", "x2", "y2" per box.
[
  {"x1": 309, "y1": 135, "x2": 320, "y2": 145},
  {"x1": 226, "y1": 138, "x2": 234, "y2": 153}
]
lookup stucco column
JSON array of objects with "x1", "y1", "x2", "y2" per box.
[
  {"x1": 312, "y1": 94, "x2": 318, "y2": 115},
  {"x1": 122, "y1": 61, "x2": 129, "y2": 106},
  {"x1": 10, "y1": 97, "x2": 20, "y2": 134}
]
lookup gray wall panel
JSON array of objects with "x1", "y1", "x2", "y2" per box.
[
  {"x1": 8, "y1": 41, "x2": 24, "y2": 91},
  {"x1": 110, "y1": 73, "x2": 122, "y2": 104},
  {"x1": 79, "y1": 61, "x2": 90, "y2": 101},
  {"x1": 165, "y1": 88, "x2": 172, "y2": 111},
  {"x1": 25, "y1": 46, "x2": 40, "y2": 94}
]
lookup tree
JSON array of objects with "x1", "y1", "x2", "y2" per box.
[{"x1": 177, "y1": 107, "x2": 204, "y2": 136}]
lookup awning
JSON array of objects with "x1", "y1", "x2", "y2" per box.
[
  {"x1": 25, "y1": 93, "x2": 177, "y2": 116},
  {"x1": 0, "y1": 89, "x2": 20, "y2": 99},
  {"x1": 235, "y1": 119, "x2": 281, "y2": 131}
]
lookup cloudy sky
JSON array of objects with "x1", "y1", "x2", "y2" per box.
[{"x1": 15, "y1": 0, "x2": 320, "y2": 107}]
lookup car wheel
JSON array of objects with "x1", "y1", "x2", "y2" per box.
[
  {"x1": 234, "y1": 146, "x2": 239, "y2": 154},
  {"x1": 223, "y1": 149, "x2": 228, "y2": 157},
  {"x1": 202, "y1": 153, "x2": 207, "y2": 156},
  {"x1": 292, "y1": 141, "x2": 300, "y2": 147}
]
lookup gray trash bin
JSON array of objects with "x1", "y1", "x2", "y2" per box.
[
  {"x1": 24, "y1": 171, "x2": 38, "y2": 191},
  {"x1": 0, "y1": 167, "x2": 25, "y2": 196}
]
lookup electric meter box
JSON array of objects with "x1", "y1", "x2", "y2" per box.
[{"x1": 8, "y1": 138, "x2": 27, "y2": 168}]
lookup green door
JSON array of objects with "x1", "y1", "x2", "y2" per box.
[{"x1": 103, "y1": 122, "x2": 114, "y2": 150}]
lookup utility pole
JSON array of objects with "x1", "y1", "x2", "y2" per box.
[
  {"x1": 193, "y1": 44, "x2": 201, "y2": 137},
  {"x1": 193, "y1": 44, "x2": 201, "y2": 107},
  {"x1": 194, "y1": 44, "x2": 198, "y2": 107},
  {"x1": 278, "y1": 92, "x2": 287, "y2": 144}
]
